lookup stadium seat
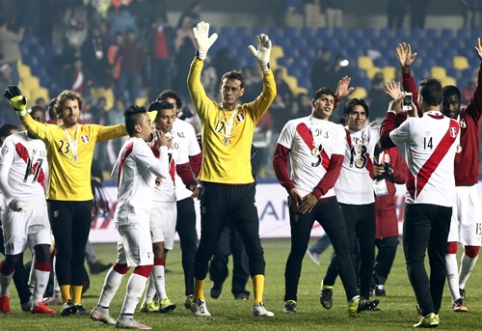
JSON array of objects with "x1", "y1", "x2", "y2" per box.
[
  {"x1": 441, "y1": 28, "x2": 454, "y2": 40},
  {"x1": 425, "y1": 28, "x2": 438, "y2": 40},
  {"x1": 365, "y1": 67, "x2": 381, "y2": 79},
  {"x1": 382, "y1": 66, "x2": 396, "y2": 81},
  {"x1": 17, "y1": 61, "x2": 32, "y2": 79},
  {"x1": 270, "y1": 45, "x2": 284, "y2": 62},
  {"x1": 348, "y1": 27, "x2": 363, "y2": 39},
  {"x1": 357, "y1": 56, "x2": 374, "y2": 70},
  {"x1": 30, "y1": 87, "x2": 49, "y2": 102},
  {"x1": 440, "y1": 76, "x2": 457, "y2": 87},
  {"x1": 379, "y1": 28, "x2": 394, "y2": 39},
  {"x1": 453, "y1": 56, "x2": 470, "y2": 71},
  {"x1": 430, "y1": 66, "x2": 447, "y2": 80},
  {"x1": 411, "y1": 28, "x2": 424, "y2": 39},
  {"x1": 284, "y1": 75, "x2": 299, "y2": 94},
  {"x1": 22, "y1": 75, "x2": 40, "y2": 90},
  {"x1": 456, "y1": 28, "x2": 471, "y2": 41},
  {"x1": 348, "y1": 87, "x2": 367, "y2": 99}
]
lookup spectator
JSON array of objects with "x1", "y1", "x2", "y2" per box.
[
  {"x1": 461, "y1": 0, "x2": 479, "y2": 30},
  {"x1": 274, "y1": 68, "x2": 294, "y2": 104},
  {"x1": 0, "y1": 19, "x2": 24, "y2": 85},
  {"x1": 368, "y1": 72, "x2": 392, "y2": 121},
  {"x1": 325, "y1": 0, "x2": 345, "y2": 29},
  {"x1": 108, "y1": 32, "x2": 124, "y2": 84},
  {"x1": 301, "y1": 0, "x2": 322, "y2": 29},
  {"x1": 110, "y1": 5, "x2": 137, "y2": 38},
  {"x1": 213, "y1": 48, "x2": 239, "y2": 83},
  {"x1": 387, "y1": 0, "x2": 406, "y2": 29},
  {"x1": 82, "y1": 26, "x2": 109, "y2": 88},
  {"x1": 176, "y1": 1, "x2": 202, "y2": 29},
  {"x1": 173, "y1": 16, "x2": 196, "y2": 99},
  {"x1": 408, "y1": 0, "x2": 431, "y2": 29},
  {"x1": 284, "y1": 0, "x2": 303, "y2": 28},
  {"x1": 63, "y1": 4, "x2": 88, "y2": 54}
]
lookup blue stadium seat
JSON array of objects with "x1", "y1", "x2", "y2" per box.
[
  {"x1": 379, "y1": 28, "x2": 394, "y2": 39},
  {"x1": 332, "y1": 27, "x2": 347, "y2": 39},
  {"x1": 348, "y1": 27, "x2": 363, "y2": 39},
  {"x1": 446, "y1": 68, "x2": 462, "y2": 79},
  {"x1": 425, "y1": 28, "x2": 438, "y2": 40},
  {"x1": 441, "y1": 28, "x2": 454, "y2": 40},
  {"x1": 235, "y1": 26, "x2": 250, "y2": 39},
  {"x1": 268, "y1": 26, "x2": 283, "y2": 40},
  {"x1": 456, "y1": 28, "x2": 471, "y2": 41},
  {"x1": 363, "y1": 27, "x2": 377, "y2": 39},
  {"x1": 411, "y1": 28, "x2": 424, "y2": 39},
  {"x1": 374, "y1": 58, "x2": 388, "y2": 68},
  {"x1": 252, "y1": 26, "x2": 265, "y2": 36},
  {"x1": 355, "y1": 38, "x2": 371, "y2": 50},
  {"x1": 395, "y1": 28, "x2": 409, "y2": 40},
  {"x1": 220, "y1": 26, "x2": 235, "y2": 38}
]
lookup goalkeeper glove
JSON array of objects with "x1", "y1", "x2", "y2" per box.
[
  {"x1": 3, "y1": 85, "x2": 28, "y2": 117},
  {"x1": 193, "y1": 21, "x2": 218, "y2": 61},
  {"x1": 248, "y1": 34, "x2": 272, "y2": 72}
]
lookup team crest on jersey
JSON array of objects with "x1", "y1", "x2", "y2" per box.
[
  {"x1": 237, "y1": 112, "x2": 245, "y2": 122},
  {"x1": 81, "y1": 135, "x2": 90, "y2": 143},
  {"x1": 459, "y1": 118, "x2": 467, "y2": 128},
  {"x1": 1, "y1": 146, "x2": 8, "y2": 155},
  {"x1": 450, "y1": 127, "x2": 457, "y2": 138}
]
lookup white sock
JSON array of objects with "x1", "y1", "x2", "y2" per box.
[
  {"x1": 445, "y1": 253, "x2": 461, "y2": 300},
  {"x1": 459, "y1": 253, "x2": 478, "y2": 289},
  {"x1": 32, "y1": 268, "x2": 50, "y2": 303},
  {"x1": 0, "y1": 269, "x2": 13, "y2": 297},
  {"x1": 143, "y1": 274, "x2": 157, "y2": 303},
  {"x1": 119, "y1": 272, "x2": 148, "y2": 316},
  {"x1": 98, "y1": 267, "x2": 125, "y2": 308},
  {"x1": 152, "y1": 265, "x2": 167, "y2": 299}
]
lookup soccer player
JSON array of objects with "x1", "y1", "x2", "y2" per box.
[
  {"x1": 3, "y1": 85, "x2": 127, "y2": 315},
  {"x1": 321, "y1": 98, "x2": 379, "y2": 306},
  {"x1": 0, "y1": 106, "x2": 56, "y2": 314},
  {"x1": 273, "y1": 83, "x2": 380, "y2": 314},
  {"x1": 380, "y1": 80, "x2": 460, "y2": 328},
  {"x1": 396, "y1": 40, "x2": 482, "y2": 312},
  {"x1": 157, "y1": 89, "x2": 202, "y2": 309},
  {"x1": 90, "y1": 105, "x2": 169, "y2": 329},
  {"x1": 187, "y1": 21, "x2": 275, "y2": 317}
]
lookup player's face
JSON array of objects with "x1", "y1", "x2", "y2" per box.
[
  {"x1": 0, "y1": 128, "x2": 19, "y2": 146},
  {"x1": 220, "y1": 78, "x2": 244, "y2": 109},
  {"x1": 442, "y1": 94, "x2": 461, "y2": 119},
  {"x1": 155, "y1": 108, "x2": 176, "y2": 133},
  {"x1": 312, "y1": 94, "x2": 335, "y2": 120},
  {"x1": 164, "y1": 97, "x2": 179, "y2": 113},
  {"x1": 59, "y1": 98, "x2": 80, "y2": 127},
  {"x1": 31, "y1": 110, "x2": 46, "y2": 124},
  {"x1": 345, "y1": 105, "x2": 367, "y2": 132},
  {"x1": 138, "y1": 113, "x2": 154, "y2": 142}
]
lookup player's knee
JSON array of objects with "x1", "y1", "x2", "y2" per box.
[
  {"x1": 113, "y1": 263, "x2": 129, "y2": 274},
  {"x1": 134, "y1": 265, "x2": 153, "y2": 278},
  {"x1": 465, "y1": 245, "x2": 479, "y2": 258},
  {"x1": 152, "y1": 242, "x2": 164, "y2": 257},
  {"x1": 33, "y1": 244, "x2": 51, "y2": 263},
  {"x1": 446, "y1": 241, "x2": 458, "y2": 254}
]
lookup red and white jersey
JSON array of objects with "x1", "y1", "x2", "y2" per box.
[
  {"x1": 336, "y1": 124, "x2": 380, "y2": 205},
  {"x1": 172, "y1": 119, "x2": 200, "y2": 201},
  {"x1": 277, "y1": 116, "x2": 345, "y2": 198},
  {"x1": 389, "y1": 111, "x2": 459, "y2": 206},
  {"x1": 112, "y1": 137, "x2": 169, "y2": 224},
  {"x1": 0, "y1": 131, "x2": 48, "y2": 209}
]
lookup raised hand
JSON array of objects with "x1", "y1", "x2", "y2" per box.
[
  {"x1": 475, "y1": 37, "x2": 482, "y2": 61},
  {"x1": 3, "y1": 85, "x2": 28, "y2": 116},
  {"x1": 248, "y1": 34, "x2": 272, "y2": 72},
  {"x1": 192, "y1": 21, "x2": 218, "y2": 60},
  {"x1": 396, "y1": 42, "x2": 417, "y2": 71},
  {"x1": 335, "y1": 76, "x2": 355, "y2": 100},
  {"x1": 389, "y1": 91, "x2": 406, "y2": 114},
  {"x1": 385, "y1": 81, "x2": 402, "y2": 100}
]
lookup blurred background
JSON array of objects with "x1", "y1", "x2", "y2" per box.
[{"x1": 0, "y1": 0, "x2": 480, "y2": 180}]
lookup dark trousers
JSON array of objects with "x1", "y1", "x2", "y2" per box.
[
  {"x1": 0, "y1": 229, "x2": 31, "y2": 304},
  {"x1": 324, "y1": 203, "x2": 376, "y2": 299},
  {"x1": 194, "y1": 183, "x2": 265, "y2": 280},
  {"x1": 285, "y1": 197, "x2": 358, "y2": 302},
  {"x1": 403, "y1": 204, "x2": 451, "y2": 315},
  {"x1": 373, "y1": 236, "x2": 399, "y2": 286},
  {"x1": 175, "y1": 197, "x2": 198, "y2": 296},
  {"x1": 209, "y1": 224, "x2": 250, "y2": 295},
  {"x1": 48, "y1": 200, "x2": 92, "y2": 286}
]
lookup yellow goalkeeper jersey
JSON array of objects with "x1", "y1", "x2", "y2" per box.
[
  {"x1": 187, "y1": 58, "x2": 276, "y2": 184},
  {"x1": 22, "y1": 115, "x2": 126, "y2": 201}
]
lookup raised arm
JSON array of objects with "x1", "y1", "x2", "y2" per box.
[
  {"x1": 396, "y1": 43, "x2": 421, "y2": 115},
  {"x1": 464, "y1": 38, "x2": 482, "y2": 119}
]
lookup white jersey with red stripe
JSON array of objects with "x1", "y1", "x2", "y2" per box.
[
  {"x1": 389, "y1": 110, "x2": 459, "y2": 206},
  {"x1": 112, "y1": 137, "x2": 169, "y2": 224},
  {"x1": 277, "y1": 116, "x2": 346, "y2": 198},
  {"x1": 336, "y1": 124, "x2": 380, "y2": 205},
  {"x1": 0, "y1": 131, "x2": 48, "y2": 209},
  {"x1": 172, "y1": 119, "x2": 200, "y2": 201}
]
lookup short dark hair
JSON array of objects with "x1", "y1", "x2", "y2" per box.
[
  {"x1": 30, "y1": 105, "x2": 46, "y2": 116},
  {"x1": 312, "y1": 87, "x2": 335, "y2": 102},
  {"x1": 157, "y1": 89, "x2": 183, "y2": 109},
  {"x1": 55, "y1": 90, "x2": 83, "y2": 114},
  {"x1": 221, "y1": 71, "x2": 245, "y2": 89},
  {"x1": 124, "y1": 105, "x2": 147, "y2": 136},
  {"x1": 0, "y1": 123, "x2": 19, "y2": 138},
  {"x1": 344, "y1": 98, "x2": 369, "y2": 117},
  {"x1": 419, "y1": 78, "x2": 443, "y2": 106},
  {"x1": 442, "y1": 85, "x2": 461, "y2": 101}
]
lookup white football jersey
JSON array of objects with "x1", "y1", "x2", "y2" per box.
[
  {"x1": 277, "y1": 116, "x2": 346, "y2": 198},
  {"x1": 112, "y1": 137, "x2": 169, "y2": 223},
  {"x1": 389, "y1": 111, "x2": 459, "y2": 206},
  {"x1": 336, "y1": 124, "x2": 380, "y2": 205},
  {"x1": 172, "y1": 119, "x2": 201, "y2": 201},
  {"x1": 0, "y1": 131, "x2": 48, "y2": 209}
]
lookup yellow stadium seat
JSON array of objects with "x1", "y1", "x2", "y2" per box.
[
  {"x1": 440, "y1": 76, "x2": 457, "y2": 87},
  {"x1": 95, "y1": 87, "x2": 114, "y2": 111},
  {"x1": 284, "y1": 75, "x2": 299, "y2": 94},
  {"x1": 30, "y1": 87, "x2": 49, "y2": 103},
  {"x1": 294, "y1": 86, "x2": 308, "y2": 96},
  {"x1": 271, "y1": 45, "x2": 284, "y2": 60},
  {"x1": 357, "y1": 56, "x2": 374, "y2": 70},
  {"x1": 22, "y1": 75, "x2": 40, "y2": 89},
  {"x1": 453, "y1": 56, "x2": 469, "y2": 71},
  {"x1": 348, "y1": 87, "x2": 367, "y2": 100},
  {"x1": 135, "y1": 97, "x2": 147, "y2": 107},
  {"x1": 365, "y1": 67, "x2": 381, "y2": 79},
  {"x1": 382, "y1": 66, "x2": 396, "y2": 82},
  {"x1": 430, "y1": 66, "x2": 446, "y2": 80},
  {"x1": 18, "y1": 63, "x2": 32, "y2": 79}
]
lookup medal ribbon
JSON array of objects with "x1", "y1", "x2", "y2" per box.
[
  {"x1": 220, "y1": 104, "x2": 239, "y2": 143},
  {"x1": 62, "y1": 124, "x2": 79, "y2": 161}
]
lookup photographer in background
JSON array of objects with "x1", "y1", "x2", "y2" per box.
[{"x1": 372, "y1": 142, "x2": 407, "y2": 297}]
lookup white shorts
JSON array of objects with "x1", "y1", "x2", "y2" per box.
[
  {"x1": 116, "y1": 222, "x2": 153, "y2": 267},
  {"x1": 149, "y1": 201, "x2": 177, "y2": 250},
  {"x1": 1, "y1": 202, "x2": 51, "y2": 255},
  {"x1": 447, "y1": 185, "x2": 482, "y2": 246}
]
